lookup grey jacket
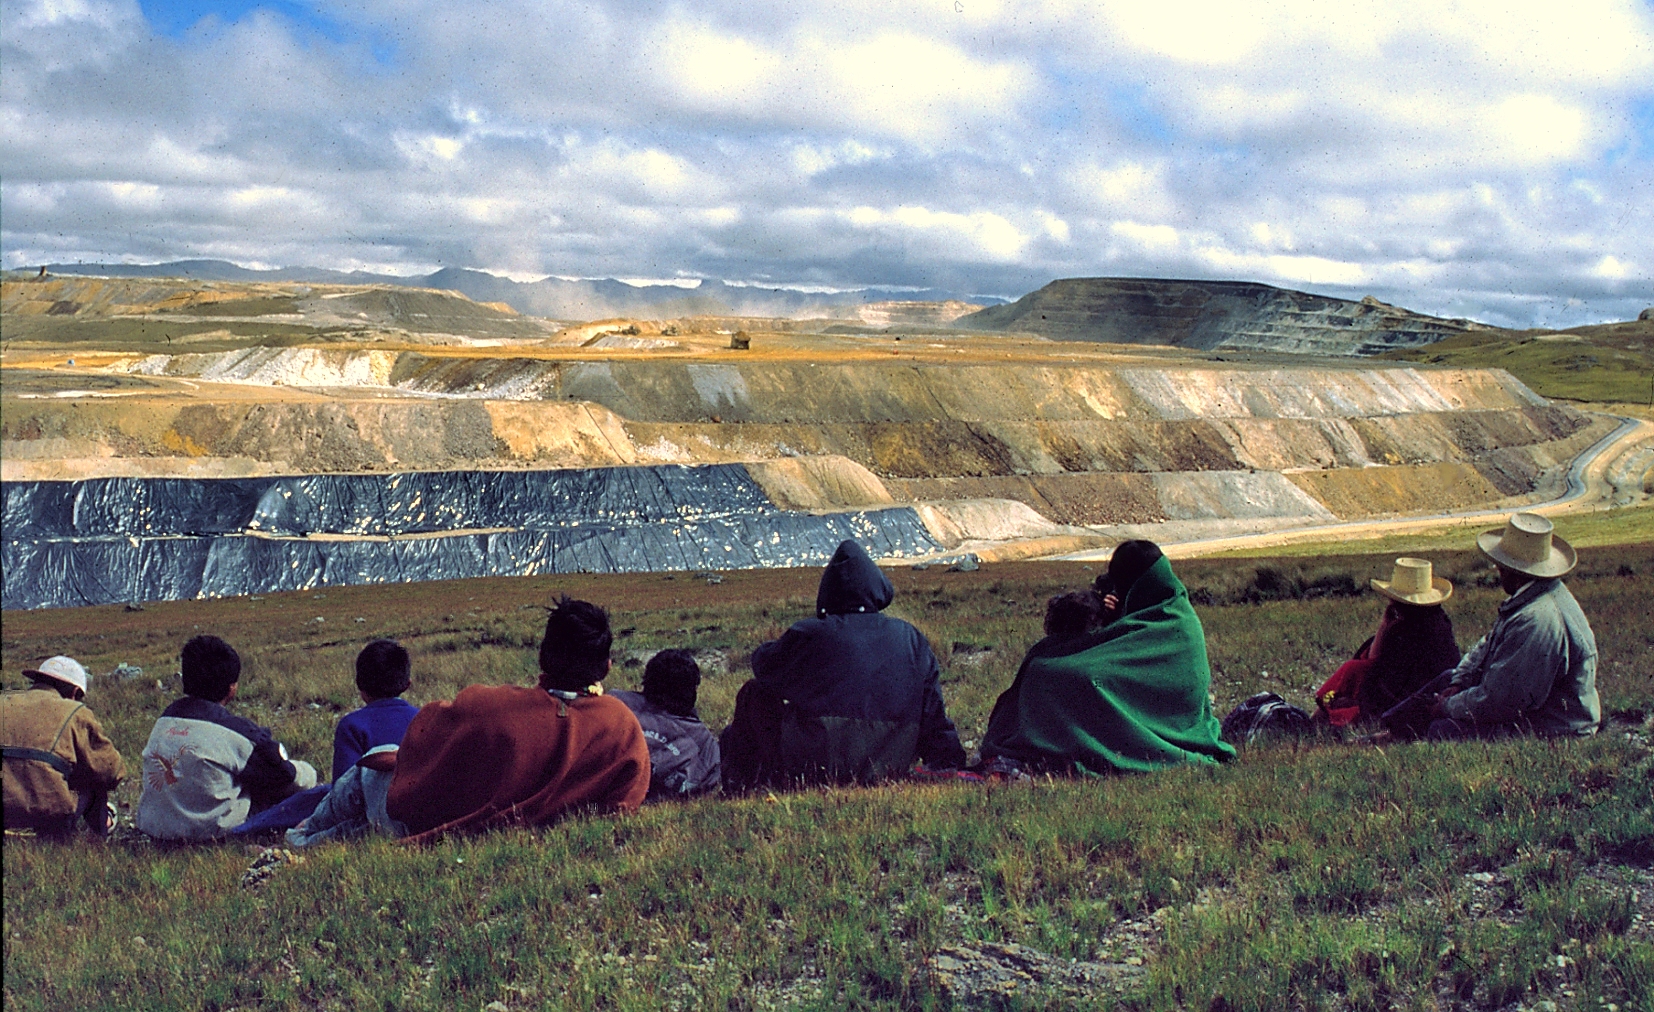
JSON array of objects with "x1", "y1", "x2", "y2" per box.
[
  {"x1": 1443, "y1": 578, "x2": 1599, "y2": 735},
  {"x1": 610, "y1": 690, "x2": 720, "y2": 801}
]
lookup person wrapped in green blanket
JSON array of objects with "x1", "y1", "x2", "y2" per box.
[{"x1": 979, "y1": 540, "x2": 1235, "y2": 775}]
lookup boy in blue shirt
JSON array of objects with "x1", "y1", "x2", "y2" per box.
[
  {"x1": 235, "y1": 639, "x2": 418, "y2": 835},
  {"x1": 331, "y1": 640, "x2": 419, "y2": 781}
]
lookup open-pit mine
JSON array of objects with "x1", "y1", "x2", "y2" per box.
[{"x1": 3, "y1": 272, "x2": 1645, "y2": 609}]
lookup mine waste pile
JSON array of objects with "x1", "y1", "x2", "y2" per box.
[
  {"x1": 956, "y1": 277, "x2": 1484, "y2": 356},
  {"x1": 0, "y1": 467, "x2": 941, "y2": 610},
  {"x1": 1, "y1": 271, "x2": 1635, "y2": 609}
]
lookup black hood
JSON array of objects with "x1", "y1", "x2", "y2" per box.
[{"x1": 816, "y1": 540, "x2": 894, "y2": 616}]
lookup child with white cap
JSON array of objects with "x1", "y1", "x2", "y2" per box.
[{"x1": 1, "y1": 656, "x2": 126, "y2": 838}]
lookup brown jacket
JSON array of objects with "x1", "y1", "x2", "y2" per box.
[
  {"x1": 2, "y1": 686, "x2": 126, "y2": 827},
  {"x1": 386, "y1": 684, "x2": 649, "y2": 843}
]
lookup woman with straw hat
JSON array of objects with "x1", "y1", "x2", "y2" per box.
[
  {"x1": 1313, "y1": 557, "x2": 1460, "y2": 729},
  {"x1": 1423, "y1": 512, "x2": 1599, "y2": 740}
]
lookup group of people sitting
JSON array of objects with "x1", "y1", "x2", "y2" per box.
[
  {"x1": 1, "y1": 512, "x2": 1599, "y2": 844},
  {"x1": 1311, "y1": 511, "x2": 1599, "y2": 741}
]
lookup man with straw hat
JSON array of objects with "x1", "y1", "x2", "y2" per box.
[
  {"x1": 2, "y1": 656, "x2": 126, "y2": 838},
  {"x1": 1314, "y1": 558, "x2": 1460, "y2": 731},
  {"x1": 1426, "y1": 512, "x2": 1599, "y2": 739}
]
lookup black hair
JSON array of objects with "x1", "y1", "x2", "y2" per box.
[
  {"x1": 538, "y1": 596, "x2": 613, "y2": 691},
  {"x1": 1044, "y1": 591, "x2": 1102, "y2": 639},
  {"x1": 28, "y1": 671, "x2": 82, "y2": 701},
  {"x1": 1100, "y1": 540, "x2": 1164, "y2": 602},
  {"x1": 642, "y1": 648, "x2": 702, "y2": 717},
  {"x1": 355, "y1": 639, "x2": 412, "y2": 699},
  {"x1": 181, "y1": 634, "x2": 241, "y2": 701}
]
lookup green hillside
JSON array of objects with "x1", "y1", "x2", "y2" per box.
[{"x1": 1382, "y1": 319, "x2": 1654, "y2": 405}]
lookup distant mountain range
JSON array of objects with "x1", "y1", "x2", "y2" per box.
[
  {"x1": 39, "y1": 261, "x2": 1006, "y2": 321},
  {"x1": 28, "y1": 262, "x2": 1490, "y2": 356}
]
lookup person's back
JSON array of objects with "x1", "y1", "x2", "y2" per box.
[
  {"x1": 235, "y1": 639, "x2": 421, "y2": 837},
  {"x1": 136, "y1": 635, "x2": 317, "y2": 840},
  {"x1": 1, "y1": 657, "x2": 124, "y2": 837},
  {"x1": 1314, "y1": 558, "x2": 1461, "y2": 730},
  {"x1": 611, "y1": 649, "x2": 720, "y2": 801},
  {"x1": 1355, "y1": 601, "x2": 1460, "y2": 720},
  {"x1": 332, "y1": 640, "x2": 421, "y2": 782},
  {"x1": 981, "y1": 540, "x2": 1233, "y2": 775},
  {"x1": 385, "y1": 597, "x2": 649, "y2": 841},
  {"x1": 723, "y1": 540, "x2": 965, "y2": 788},
  {"x1": 1430, "y1": 514, "x2": 1599, "y2": 739}
]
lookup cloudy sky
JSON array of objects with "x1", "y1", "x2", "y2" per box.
[{"x1": 2, "y1": 0, "x2": 1650, "y2": 326}]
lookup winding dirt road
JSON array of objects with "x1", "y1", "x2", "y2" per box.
[{"x1": 1060, "y1": 413, "x2": 1654, "y2": 561}]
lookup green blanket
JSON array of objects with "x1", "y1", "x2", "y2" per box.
[{"x1": 982, "y1": 556, "x2": 1235, "y2": 775}]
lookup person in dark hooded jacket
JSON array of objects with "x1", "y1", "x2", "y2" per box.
[{"x1": 720, "y1": 540, "x2": 966, "y2": 790}]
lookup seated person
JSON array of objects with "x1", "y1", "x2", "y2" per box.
[
  {"x1": 332, "y1": 640, "x2": 421, "y2": 780},
  {"x1": 2, "y1": 656, "x2": 125, "y2": 838},
  {"x1": 979, "y1": 540, "x2": 1234, "y2": 775},
  {"x1": 286, "y1": 745, "x2": 405, "y2": 848},
  {"x1": 1313, "y1": 558, "x2": 1460, "y2": 728},
  {"x1": 136, "y1": 636, "x2": 317, "y2": 840},
  {"x1": 611, "y1": 649, "x2": 721, "y2": 801},
  {"x1": 386, "y1": 597, "x2": 649, "y2": 842},
  {"x1": 1422, "y1": 513, "x2": 1598, "y2": 739},
  {"x1": 1042, "y1": 590, "x2": 1103, "y2": 640},
  {"x1": 720, "y1": 539, "x2": 966, "y2": 791},
  {"x1": 235, "y1": 639, "x2": 421, "y2": 836}
]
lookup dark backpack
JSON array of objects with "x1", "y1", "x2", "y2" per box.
[{"x1": 1221, "y1": 692, "x2": 1315, "y2": 745}]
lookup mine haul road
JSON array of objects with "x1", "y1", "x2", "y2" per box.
[{"x1": 1061, "y1": 413, "x2": 1653, "y2": 562}]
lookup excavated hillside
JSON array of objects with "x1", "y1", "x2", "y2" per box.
[
  {"x1": 3, "y1": 348, "x2": 1613, "y2": 524},
  {"x1": 4, "y1": 272, "x2": 1641, "y2": 606},
  {"x1": 958, "y1": 278, "x2": 1479, "y2": 356}
]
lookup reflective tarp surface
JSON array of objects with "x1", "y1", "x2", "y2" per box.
[{"x1": 2, "y1": 467, "x2": 941, "y2": 609}]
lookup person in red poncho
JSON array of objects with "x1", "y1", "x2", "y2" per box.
[{"x1": 386, "y1": 597, "x2": 649, "y2": 842}]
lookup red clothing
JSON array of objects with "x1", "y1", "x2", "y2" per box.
[
  {"x1": 1316, "y1": 602, "x2": 1460, "y2": 727},
  {"x1": 386, "y1": 685, "x2": 649, "y2": 843}
]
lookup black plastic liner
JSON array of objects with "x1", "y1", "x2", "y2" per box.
[
  {"x1": 2, "y1": 467, "x2": 941, "y2": 610},
  {"x1": 3, "y1": 466, "x2": 778, "y2": 539}
]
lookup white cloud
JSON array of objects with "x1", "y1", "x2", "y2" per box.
[
  {"x1": 1198, "y1": 247, "x2": 1370, "y2": 288},
  {"x1": 845, "y1": 205, "x2": 1029, "y2": 261},
  {"x1": 1111, "y1": 221, "x2": 1181, "y2": 254},
  {"x1": 648, "y1": 20, "x2": 1032, "y2": 143},
  {"x1": 1, "y1": 0, "x2": 1651, "y2": 326},
  {"x1": 1065, "y1": 161, "x2": 1172, "y2": 215},
  {"x1": 1591, "y1": 255, "x2": 1632, "y2": 280}
]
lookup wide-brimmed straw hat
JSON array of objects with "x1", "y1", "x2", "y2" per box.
[
  {"x1": 1477, "y1": 512, "x2": 1576, "y2": 579},
  {"x1": 1370, "y1": 557, "x2": 1453, "y2": 605}
]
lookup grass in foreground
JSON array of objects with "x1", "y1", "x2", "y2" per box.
[{"x1": 3, "y1": 543, "x2": 1652, "y2": 1011}]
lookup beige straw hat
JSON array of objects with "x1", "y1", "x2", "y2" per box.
[
  {"x1": 1370, "y1": 557, "x2": 1453, "y2": 605},
  {"x1": 1476, "y1": 512, "x2": 1576, "y2": 578}
]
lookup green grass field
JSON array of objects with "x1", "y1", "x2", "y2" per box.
[
  {"x1": 1210, "y1": 506, "x2": 1654, "y2": 562},
  {"x1": 4, "y1": 534, "x2": 1651, "y2": 1011}
]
